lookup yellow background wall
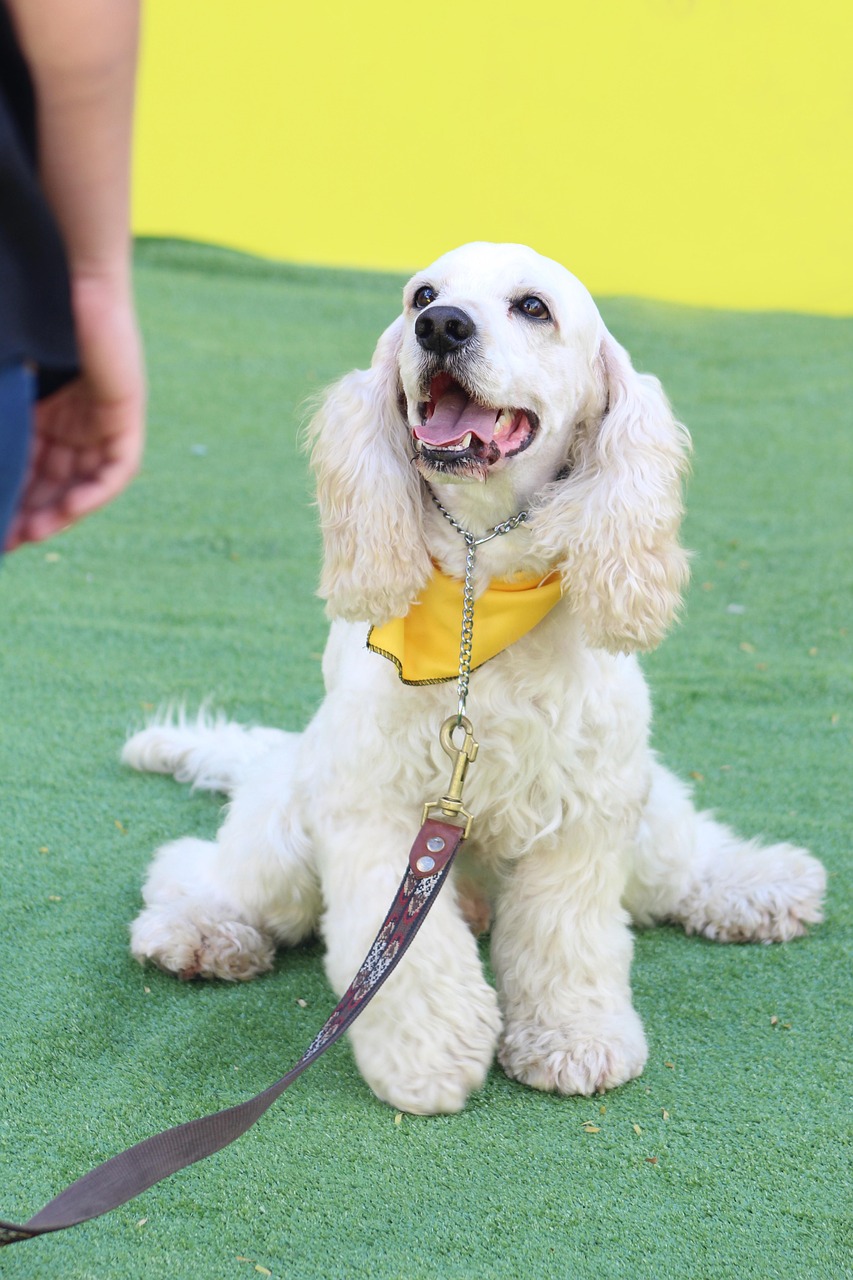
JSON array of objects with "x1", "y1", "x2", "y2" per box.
[{"x1": 132, "y1": 0, "x2": 852, "y2": 314}]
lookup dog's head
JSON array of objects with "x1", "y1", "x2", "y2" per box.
[
  {"x1": 309, "y1": 242, "x2": 690, "y2": 652},
  {"x1": 399, "y1": 242, "x2": 604, "y2": 494}
]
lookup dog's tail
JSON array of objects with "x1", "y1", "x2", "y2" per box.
[
  {"x1": 626, "y1": 761, "x2": 826, "y2": 943},
  {"x1": 122, "y1": 705, "x2": 294, "y2": 796}
]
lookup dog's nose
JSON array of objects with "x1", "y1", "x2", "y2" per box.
[{"x1": 414, "y1": 306, "x2": 475, "y2": 356}]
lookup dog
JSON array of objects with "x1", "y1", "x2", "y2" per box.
[{"x1": 124, "y1": 242, "x2": 826, "y2": 1115}]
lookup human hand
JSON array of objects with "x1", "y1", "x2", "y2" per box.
[{"x1": 5, "y1": 273, "x2": 145, "y2": 551}]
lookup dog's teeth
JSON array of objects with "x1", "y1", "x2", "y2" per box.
[
  {"x1": 413, "y1": 436, "x2": 423, "y2": 452},
  {"x1": 423, "y1": 433, "x2": 473, "y2": 455}
]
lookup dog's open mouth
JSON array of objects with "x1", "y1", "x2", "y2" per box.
[{"x1": 411, "y1": 373, "x2": 538, "y2": 474}]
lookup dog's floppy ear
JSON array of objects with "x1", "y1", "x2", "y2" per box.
[
  {"x1": 307, "y1": 316, "x2": 431, "y2": 625},
  {"x1": 529, "y1": 329, "x2": 691, "y2": 652}
]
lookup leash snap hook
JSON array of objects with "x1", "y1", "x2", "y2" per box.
[{"x1": 421, "y1": 715, "x2": 479, "y2": 839}]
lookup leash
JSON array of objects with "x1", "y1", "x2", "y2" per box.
[
  {"x1": 0, "y1": 727, "x2": 476, "y2": 1247},
  {"x1": 0, "y1": 495, "x2": 524, "y2": 1249}
]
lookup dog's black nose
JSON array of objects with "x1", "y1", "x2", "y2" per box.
[{"x1": 414, "y1": 305, "x2": 475, "y2": 356}]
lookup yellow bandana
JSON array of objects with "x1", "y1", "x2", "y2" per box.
[{"x1": 367, "y1": 565, "x2": 563, "y2": 685}]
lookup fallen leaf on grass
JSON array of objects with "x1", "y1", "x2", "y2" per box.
[
  {"x1": 739, "y1": 641, "x2": 756, "y2": 654},
  {"x1": 661, "y1": 1110, "x2": 670, "y2": 1121},
  {"x1": 632, "y1": 1124, "x2": 642, "y2": 1136},
  {"x1": 296, "y1": 998, "x2": 307, "y2": 1008},
  {"x1": 581, "y1": 1124, "x2": 601, "y2": 1134},
  {"x1": 394, "y1": 1112, "x2": 403, "y2": 1126},
  {"x1": 664, "y1": 1062, "x2": 675, "y2": 1069},
  {"x1": 255, "y1": 1268, "x2": 272, "y2": 1277},
  {"x1": 136, "y1": 1218, "x2": 148, "y2": 1228},
  {"x1": 645, "y1": 1157, "x2": 658, "y2": 1164}
]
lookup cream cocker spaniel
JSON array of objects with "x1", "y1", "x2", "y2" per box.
[{"x1": 125, "y1": 242, "x2": 826, "y2": 1114}]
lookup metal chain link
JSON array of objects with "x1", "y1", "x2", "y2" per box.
[
  {"x1": 428, "y1": 490, "x2": 528, "y2": 722},
  {"x1": 457, "y1": 534, "x2": 477, "y2": 719}
]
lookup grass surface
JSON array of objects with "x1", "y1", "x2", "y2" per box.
[{"x1": 1, "y1": 240, "x2": 850, "y2": 1279}]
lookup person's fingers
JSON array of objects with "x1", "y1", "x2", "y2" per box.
[
  {"x1": 8, "y1": 505, "x2": 70, "y2": 546},
  {"x1": 60, "y1": 468, "x2": 128, "y2": 518},
  {"x1": 7, "y1": 361, "x2": 144, "y2": 550},
  {"x1": 18, "y1": 425, "x2": 142, "y2": 530}
]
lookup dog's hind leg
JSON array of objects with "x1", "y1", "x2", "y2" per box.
[
  {"x1": 130, "y1": 740, "x2": 323, "y2": 980},
  {"x1": 122, "y1": 706, "x2": 294, "y2": 795},
  {"x1": 624, "y1": 761, "x2": 826, "y2": 942}
]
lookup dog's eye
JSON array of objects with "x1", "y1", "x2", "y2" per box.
[
  {"x1": 516, "y1": 296, "x2": 551, "y2": 321},
  {"x1": 412, "y1": 285, "x2": 438, "y2": 309}
]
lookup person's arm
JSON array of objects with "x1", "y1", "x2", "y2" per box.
[{"x1": 4, "y1": 0, "x2": 145, "y2": 549}]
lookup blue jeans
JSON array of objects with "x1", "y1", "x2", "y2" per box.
[{"x1": 0, "y1": 360, "x2": 35, "y2": 550}]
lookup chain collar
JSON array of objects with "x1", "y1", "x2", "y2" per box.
[{"x1": 427, "y1": 487, "x2": 529, "y2": 722}]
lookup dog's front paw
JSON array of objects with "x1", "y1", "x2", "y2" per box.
[
  {"x1": 351, "y1": 982, "x2": 502, "y2": 1115},
  {"x1": 498, "y1": 1009, "x2": 648, "y2": 1096},
  {"x1": 131, "y1": 902, "x2": 275, "y2": 981}
]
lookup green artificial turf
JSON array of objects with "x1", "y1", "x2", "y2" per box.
[{"x1": 1, "y1": 240, "x2": 850, "y2": 1279}]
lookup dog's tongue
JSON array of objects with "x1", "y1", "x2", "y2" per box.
[{"x1": 416, "y1": 388, "x2": 497, "y2": 446}]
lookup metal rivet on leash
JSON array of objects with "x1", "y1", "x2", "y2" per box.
[{"x1": 426, "y1": 836, "x2": 446, "y2": 853}]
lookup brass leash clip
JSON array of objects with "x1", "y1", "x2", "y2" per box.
[{"x1": 422, "y1": 715, "x2": 479, "y2": 839}]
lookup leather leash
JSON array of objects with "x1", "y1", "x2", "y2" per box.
[
  {"x1": 0, "y1": 717, "x2": 479, "y2": 1248},
  {"x1": 2, "y1": 499, "x2": 524, "y2": 1248}
]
